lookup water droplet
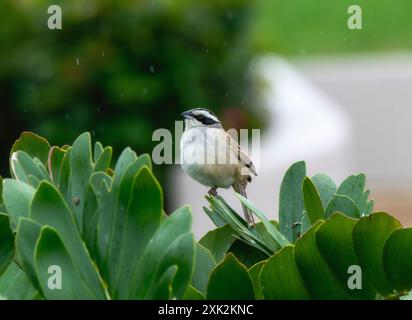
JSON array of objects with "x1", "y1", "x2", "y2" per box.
[
  {"x1": 102, "y1": 52, "x2": 105, "y2": 57},
  {"x1": 150, "y1": 65, "x2": 155, "y2": 73},
  {"x1": 76, "y1": 57, "x2": 80, "y2": 66}
]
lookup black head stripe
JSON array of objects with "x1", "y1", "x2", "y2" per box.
[{"x1": 194, "y1": 113, "x2": 219, "y2": 125}]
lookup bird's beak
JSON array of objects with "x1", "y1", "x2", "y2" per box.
[{"x1": 181, "y1": 111, "x2": 192, "y2": 119}]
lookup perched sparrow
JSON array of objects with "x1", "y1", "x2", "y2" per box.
[{"x1": 180, "y1": 108, "x2": 257, "y2": 226}]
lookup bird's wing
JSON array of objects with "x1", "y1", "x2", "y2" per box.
[{"x1": 226, "y1": 132, "x2": 257, "y2": 176}]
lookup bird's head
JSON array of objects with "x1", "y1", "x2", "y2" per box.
[{"x1": 181, "y1": 108, "x2": 221, "y2": 129}]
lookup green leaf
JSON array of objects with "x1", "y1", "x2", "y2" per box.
[
  {"x1": 109, "y1": 167, "x2": 163, "y2": 299},
  {"x1": 249, "y1": 261, "x2": 265, "y2": 300},
  {"x1": 303, "y1": 177, "x2": 324, "y2": 224},
  {"x1": 228, "y1": 240, "x2": 267, "y2": 269},
  {"x1": 336, "y1": 174, "x2": 373, "y2": 215},
  {"x1": 34, "y1": 226, "x2": 101, "y2": 300},
  {"x1": 260, "y1": 245, "x2": 310, "y2": 299},
  {"x1": 11, "y1": 151, "x2": 50, "y2": 187},
  {"x1": 58, "y1": 147, "x2": 72, "y2": 196},
  {"x1": 10, "y1": 132, "x2": 50, "y2": 170},
  {"x1": 0, "y1": 262, "x2": 41, "y2": 300},
  {"x1": 183, "y1": 285, "x2": 205, "y2": 300},
  {"x1": 0, "y1": 176, "x2": 3, "y2": 205},
  {"x1": 48, "y1": 146, "x2": 66, "y2": 186},
  {"x1": 199, "y1": 224, "x2": 236, "y2": 263},
  {"x1": 236, "y1": 193, "x2": 289, "y2": 249},
  {"x1": 0, "y1": 213, "x2": 14, "y2": 275},
  {"x1": 2, "y1": 179, "x2": 36, "y2": 230},
  {"x1": 279, "y1": 161, "x2": 306, "y2": 242},
  {"x1": 315, "y1": 213, "x2": 376, "y2": 299},
  {"x1": 352, "y1": 212, "x2": 401, "y2": 296},
  {"x1": 69, "y1": 132, "x2": 94, "y2": 230},
  {"x1": 191, "y1": 243, "x2": 216, "y2": 294},
  {"x1": 383, "y1": 228, "x2": 412, "y2": 293},
  {"x1": 129, "y1": 206, "x2": 193, "y2": 299},
  {"x1": 30, "y1": 181, "x2": 106, "y2": 299},
  {"x1": 94, "y1": 142, "x2": 104, "y2": 163},
  {"x1": 93, "y1": 146, "x2": 112, "y2": 173},
  {"x1": 324, "y1": 194, "x2": 360, "y2": 219},
  {"x1": 15, "y1": 218, "x2": 42, "y2": 290},
  {"x1": 207, "y1": 253, "x2": 254, "y2": 300},
  {"x1": 294, "y1": 221, "x2": 350, "y2": 299},
  {"x1": 311, "y1": 173, "x2": 337, "y2": 208}
]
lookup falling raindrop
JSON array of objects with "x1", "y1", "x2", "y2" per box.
[
  {"x1": 150, "y1": 65, "x2": 155, "y2": 73},
  {"x1": 102, "y1": 52, "x2": 105, "y2": 57},
  {"x1": 143, "y1": 87, "x2": 148, "y2": 94},
  {"x1": 76, "y1": 57, "x2": 80, "y2": 66}
]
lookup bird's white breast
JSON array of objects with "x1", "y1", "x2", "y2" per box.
[{"x1": 180, "y1": 127, "x2": 237, "y2": 188}]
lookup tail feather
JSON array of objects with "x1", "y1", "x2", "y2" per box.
[{"x1": 233, "y1": 182, "x2": 255, "y2": 227}]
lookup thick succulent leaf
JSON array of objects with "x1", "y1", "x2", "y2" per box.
[
  {"x1": 11, "y1": 151, "x2": 50, "y2": 187},
  {"x1": 311, "y1": 173, "x2": 337, "y2": 208},
  {"x1": 199, "y1": 224, "x2": 236, "y2": 263},
  {"x1": 58, "y1": 147, "x2": 72, "y2": 196},
  {"x1": 336, "y1": 174, "x2": 372, "y2": 215},
  {"x1": 152, "y1": 266, "x2": 179, "y2": 300},
  {"x1": 383, "y1": 228, "x2": 412, "y2": 293},
  {"x1": 0, "y1": 176, "x2": 2, "y2": 205},
  {"x1": 300, "y1": 211, "x2": 311, "y2": 235},
  {"x1": 294, "y1": 221, "x2": 350, "y2": 299},
  {"x1": 183, "y1": 285, "x2": 206, "y2": 300},
  {"x1": 94, "y1": 142, "x2": 104, "y2": 163},
  {"x1": 93, "y1": 146, "x2": 112, "y2": 173},
  {"x1": 48, "y1": 146, "x2": 66, "y2": 186},
  {"x1": 129, "y1": 206, "x2": 193, "y2": 299},
  {"x1": 237, "y1": 193, "x2": 289, "y2": 249},
  {"x1": 191, "y1": 243, "x2": 216, "y2": 294},
  {"x1": 109, "y1": 167, "x2": 163, "y2": 299},
  {"x1": 352, "y1": 212, "x2": 401, "y2": 296},
  {"x1": 30, "y1": 181, "x2": 106, "y2": 299},
  {"x1": 15, "y1": 218, "x2": 42, "y2": 290},
  {"x1": 249, "y1": 261, "x2": 265, "y2": 300},
  {"x1": 279, "y1": 161, "x2": 306, "y2": 242},
  {"x1": 324, "y1": 194, "x2": 360, "y2": 219},
  {"x1": 260, "y1": 245, "x2": 310, "y2": 300},
  {"x1": 10, "y1": 132, "x2": 50, "y2": 170},
  {"x1": 207, "y1": 253, "x2": 254, "y2": 300},
  {"x1": 228, "y1": 240, "x2": 267, "y2": 269},
  {"x1": 0, "y1": 262, "x2": 41, "y2": 300},
  {"x1": 2, "y1": 179, "x2": 35, "y2": 230},
  {"x1": 303, "y1": 177, "x2": 324, "y2": 224},
  {"x1": 0, "y1": 213, "x2": 14, "y2": 275},
  {"x1": 203, "y1": 206, "x2": 227, "y2": 227},
  {"x1": 69, "y1": 132, "x2": 94, "y2": 230},
  {"x1": 315, "y1": 213, "x2": 376, "y2": 299},
  {"x1": 34, "y1": 226, "x2": 101, "y2": 300}
]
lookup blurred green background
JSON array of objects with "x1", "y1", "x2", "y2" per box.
[{"x1": 1, "y1": 0, "x2": 411, "y2": 181}]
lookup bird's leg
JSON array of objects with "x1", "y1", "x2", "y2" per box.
[{"x1": 208, "y1": 186, "x2": 218, "y2": 197}]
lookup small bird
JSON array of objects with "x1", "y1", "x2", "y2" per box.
[{"x1": 180, "y1": 108, "x2": 257, "y2": 226}]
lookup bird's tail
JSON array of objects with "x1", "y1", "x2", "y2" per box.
[{"x1": 233, "y1": 182, "x2": 255, "y2": 227}]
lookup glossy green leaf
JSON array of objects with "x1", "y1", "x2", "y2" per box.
[
  {"x1": 260, "y1": 245, "x2": 310, "y2": 300},
  {"x1": 192, "y1": 243, "x2": 216, "y2": 294},
  {"x1": 295, "y1": 221, "x2": 350, "y2": 299},
  {"x1": 15, "y1": 218, "x2": 42, "y2": 290},
  {"x1": 2, "y1": 179, "x2": 35, "y2": 230},
  {"x1": 199, "y1": 224, "x2": 236, "y2": 263},
  {"x1": 93, "y1": 146, "x2": 112, "y2": 173},
  {"x1": 10, "y1": 132, "x2": 50, "y2": 169},
  {"x1": 183, "y1": 285, "x2": 205, "y2": 300},
  {"x1": 69, "y1": 132, "x2": 94, "y2": 230},
  {"x1": 228, "y1": 240, "x2": 267, "y2": 269},
  {"x1": 249, "y1": 261, "x2": 265, "y2": 300},
  {"x1": 279, "y1": 161, "x2": 306, "y2": 242},
  {"x1": 383, "y1": 228, "x2": 412, "y2": 293},
  {"x1": 129, "y1": 206, "x2": 193, "y2": 299},
  {"x1": 30, "y1": 181, "x2": 106, "y2": 299},
  {"x1": 207, "y1": 253, "x2": 254, "y2": 300},
  {"x1": 312, "y1": 173, "x2": 337, "y2": 208},
  {"x1": 0, "y1": 262, "x2": 41, "y2": 300},
  {"x1": 34, "y1": 226, "x2": 100, "y2": 300},
  {"x1": 109, "y1": 167, "x2": 163, "y2": 299},
  {"x1": 237, "y1": 193, "x2": 289, "y2": 249},
  {"x1": 48, "y1": 146, "x2": 66, "y2": 186},
  {"x1": 0, "y1": 213, "x2": 14, "y2": 275},
  {"x1": 94, "y1": 142, "x2": 104, "y2": 163},
  {"x1": 303, "y1": 177, "x2": 324, "y2": 224},
  {"x1": 315, "y1": 213, "x2": 376, "y2": 299},
  {"x1": 353, "y1": 212, "x2": 401, "y2": 296},
  {"x1": 58, "y1": 147, "x2": 71, "y2": 196},
  {"x1": 324, "y1": 194, "x2": 359, "y2": 219},
  {"x1": 336, "y1": 174, "x2": 373, "y2": 215},
  {"x1": 11, "y1": 151, "x2": 50, "y2": 187}
]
